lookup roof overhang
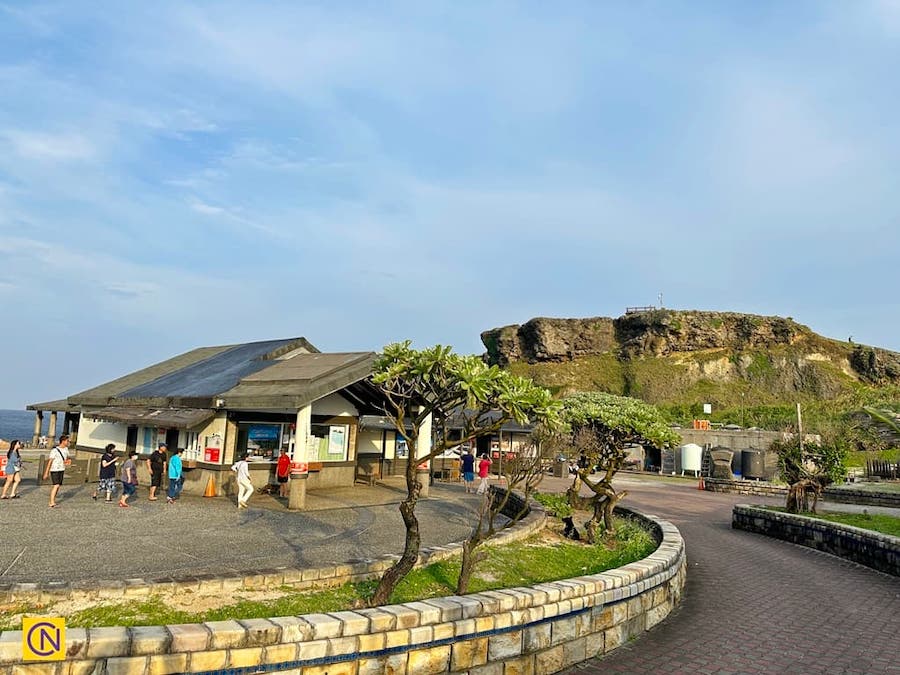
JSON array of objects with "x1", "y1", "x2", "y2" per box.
[
  {"x1": 26, "y1": 400, "x2": 76, "y2": 412},
  {"x1": 82, "y1": 407, "x2": 215, "y2": 430}
]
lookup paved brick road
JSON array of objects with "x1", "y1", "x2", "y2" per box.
[{"x1": 549, "y1": 476, "x2": 900, "y2": 674}]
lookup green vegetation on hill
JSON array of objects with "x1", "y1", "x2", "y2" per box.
[{"x1": 485, "y1": 311, "x2": 900, "y2": 451}]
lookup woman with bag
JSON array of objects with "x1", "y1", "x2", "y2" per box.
[
  {"x1": 43, "y1": 434, "x2": 70, "y2": 508},
  {"x1": 1, "y1": 440, "x2": 23, "y2": 499}
]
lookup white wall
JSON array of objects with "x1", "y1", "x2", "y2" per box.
[
  {"x1": 311, "y1": 393, "x2": 358, "y2": 418},
  {"x1": 77, "y1": 417, "x2": 128, "y2": 450}
]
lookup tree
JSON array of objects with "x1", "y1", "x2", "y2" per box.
[
  {"x1": 561, "y1": 392, "x2": 680, "y2": 542},
  {"x1": 773, "y1": 437, "x2": 847, "y2": 513},
  {"x1": 863, "y1": 406, "x2": 900, "y2": 445},
  {"x1": 368, "y1": 342, "x2": 560, "y2": 607},
  {"x1": 455, "y1": 429, "x2": 555, "y2": 595}
]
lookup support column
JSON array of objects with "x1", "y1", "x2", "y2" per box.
[
  {"x1": 47, "y1": 412, "x2": 58, "y2": 446},
  {"x1": 32, "y1": 411, "x2": 43, "y2": 447},
  {"x1": 289, "y1": 404, "x2": 312, "y2": 511},
  {"x1": 416, "y1": 411, "x2": 433, "y2": 497}
]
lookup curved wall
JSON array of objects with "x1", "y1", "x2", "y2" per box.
[{"x1": 0, "y1": 509, "x2": 686, "y2": 674}]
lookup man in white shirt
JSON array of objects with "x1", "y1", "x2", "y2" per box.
[{"x1": 42, "y1": 434, "x2": 70, "y2": 508}]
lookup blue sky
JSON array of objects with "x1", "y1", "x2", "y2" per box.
[{"x1": 1, "y1": 1, "x2": 899, "y2": 409}]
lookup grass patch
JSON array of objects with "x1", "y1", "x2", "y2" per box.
[
  {"x1": 768, "y1": 507, "x2": 900, "y2": 537},
  {"x1": 0, "y1": 519, "x2": 656, "y2": 629}
]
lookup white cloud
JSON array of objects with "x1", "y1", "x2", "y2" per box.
[{"x1": 1, "y1": 130, "x2": 97, "y2": 162}]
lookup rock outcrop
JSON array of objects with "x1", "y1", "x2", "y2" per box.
[{"x1": 481, "y1": 310, "x2": 900, "y2": 403}]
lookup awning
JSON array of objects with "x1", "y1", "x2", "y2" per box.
[{"x1": 83, "y1": 407, "x2": 215, "y2": 430}]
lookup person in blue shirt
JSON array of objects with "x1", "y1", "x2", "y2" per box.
[
  {"x1": 460, "y1": 449, "x2": 476, "y2": 493},
  {"x1": 166, "y1": 447, "x2": 184, "y2": 504}
]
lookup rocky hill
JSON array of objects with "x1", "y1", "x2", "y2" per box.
[{"x1": 481, "y1": 310, "x2": 900, "y2": 407}]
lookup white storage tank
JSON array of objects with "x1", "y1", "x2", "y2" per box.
[{"x1": 680, "y1": 443, "x2": 703, "y2": 476}]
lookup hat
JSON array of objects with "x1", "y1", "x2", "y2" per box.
[
  {"x1": 128, "y1": 450, "x2": 138, "y2": 457},
  {"x1": 158, "y1": 442, "x2": 168, "y2": 449}
]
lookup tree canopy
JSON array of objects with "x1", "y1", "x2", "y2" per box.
[{"x1": 368, "y1": 341, "x2": 560, "y2": 606}]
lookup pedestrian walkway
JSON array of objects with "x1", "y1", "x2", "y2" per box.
[
  {"x1": 548, "y1": 475, "x2": 900, "y2": 674},
  {"x1": 0, "y1": 474, "x2": 477, "y2": 584}
]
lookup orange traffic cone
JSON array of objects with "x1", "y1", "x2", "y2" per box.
[
  {"x1": 203, "y1": 476, "x2": 217, "y2": 497},
  {"x1": 697, "y1": 475, "x2": 705, "y2": 491}
]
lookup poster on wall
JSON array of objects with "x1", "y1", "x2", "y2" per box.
[
  {"x1": 396, "y1": 432, "x2": 408, "y2": 458},
  {"x1": 328, "y1": 426, "x2": 346, "y2": 455}
]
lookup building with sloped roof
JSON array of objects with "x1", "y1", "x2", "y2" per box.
[{"x1": 26, "y1": 337, "x2": 407, "y2": 506}]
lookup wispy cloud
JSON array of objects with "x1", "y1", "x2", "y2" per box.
[{"x1": 1, "y1": 129, "x2": 96, "y2": 161}]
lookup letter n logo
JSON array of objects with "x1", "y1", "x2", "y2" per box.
[{"x1": 23, "y1": 617, "x2": 66, "y2": 661}]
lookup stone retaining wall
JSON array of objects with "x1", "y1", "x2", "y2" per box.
[
  {"x1": 706, "y1": 478, "x2": 900, "y2": 508},
  {"x1": 732, "y1": 505, "x2": 900, "y2": 577},
  {"x1": 0, "y1": 508, "x2": 686, "y2": 674}
]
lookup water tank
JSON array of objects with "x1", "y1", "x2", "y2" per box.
[
  {"x1": 680, "y1": 444, "x2": 703, "y2": 473},
  {"x1": 731, "y1": 449, "x2": 743, "y2": 478},
  {"x1": 742, "y1": 449, "x2": 765, "y2": 479}
]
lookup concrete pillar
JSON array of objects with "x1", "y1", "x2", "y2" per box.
[
  {"x1": 416, "y1": 411, "x2": 433, "y2": 497},
  {"x1": 289, "y1": 404, "x2": 312, "y2": 511},
  {"x1": 32, "y1": 411, "x2": 43, "y2": 447},
  {"x1": 47, "y1": 412, "x2": 58, "y2": 445}
]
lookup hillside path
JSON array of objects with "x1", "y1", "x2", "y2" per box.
[{"x1": 546, "y1": 475, "x2": 900, "y2": 674}]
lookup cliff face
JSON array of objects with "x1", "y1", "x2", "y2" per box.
[{"x1": 481, "y1": 310, "x2": 900, "y2": 403}]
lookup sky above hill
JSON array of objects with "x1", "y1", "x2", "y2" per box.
[{"x1": 1, "y1": 1, "x2": 899, "y2": 409}]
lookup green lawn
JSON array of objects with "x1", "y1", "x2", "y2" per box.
[
  {"x1": 1, "y1": 517, "x2": 656, "y2": 630},
  {"x1": 806, "y1": 511, "x2": 900, "y2": 538}
]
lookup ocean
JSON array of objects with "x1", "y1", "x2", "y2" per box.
[{"x1": 0, "y1": 409, "x2": 45, "y2": 443}]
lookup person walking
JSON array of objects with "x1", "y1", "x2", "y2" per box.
[
  {"x1": 476, "y1": 453, "x2": 492, "y2": 495},
  {"x1": 92, "y1": 444, "x2": 118, "y2": 502},
  {"x1": 42, "y1": 434, "x2": 70, "y2": 508},
  {"x1": 275, "y1": 448, "x2": 291, "y2": 498},
  {"x1": 118, "y1": 450, "x2": 139, "y2": 508},
  {"x1": 460, "y1": 448, "x2": 476, "y2": 493},
  {"x1": 146, "y1": 443, "x2": 167, "y2": 501},
  {"x1": 232, "y1": 453, "x2": 254, "y2": 509},
  {"x1": 166, "y1": 447, "x2": 184, "y2": 504},
  {"x1": 1, "y1": 440, "x2": 23, "y2": 499}
]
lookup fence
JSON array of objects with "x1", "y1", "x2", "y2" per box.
[{"x1": 866, "y1": 459, "x2": 899, "y2": 479}]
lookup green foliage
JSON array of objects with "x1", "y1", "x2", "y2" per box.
[
  {"x1": 562, "y1": 392, "x2": 682, "y2": 450},
  {"x1": 773, "y1": 437, "x2": 847, "y2": 486},
  {"x1": 374, "y1": 342, "x2": 561, "y2": 453},
  {"x1": 533, "y1": 491, "x2": 573, "y2": 517}
]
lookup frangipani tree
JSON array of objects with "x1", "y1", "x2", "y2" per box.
[
  {"x1": 561, "y1": 392, "x2": 680, "y2": 541},
  {"x1": 369, "y1": 342, "x2": 560, "y2": 606}
]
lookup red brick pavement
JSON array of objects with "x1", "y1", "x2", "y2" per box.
[{"x1": 545, "y1": 476, "x2": 900, "y2": 674}]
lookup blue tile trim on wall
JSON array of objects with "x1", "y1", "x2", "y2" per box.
[{"x1": 191, "y1": 602, "x2": 597, "y2": 675}]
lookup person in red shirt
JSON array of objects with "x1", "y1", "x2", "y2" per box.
[
  {"x1": 476, "y1": 454, "x2": 492, "y2": 495},
  {"x1": 276, "y1": 448, "x2": 291, "y2": 498}
]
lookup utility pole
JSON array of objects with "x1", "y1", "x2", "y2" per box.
[
  {"x1": 796, "y1": 403, "x2": 803, "y2": 453},
  {"x1": 658, "y1": 292, "x2": 663, "y2": 309}
]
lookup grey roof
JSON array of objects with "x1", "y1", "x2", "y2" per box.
[
  {"x1": 120, "y1": 338, "x2": 307, "y2": 399},
  {"x1": 82, "y1": 407, "x2": 215, "y2": 430},
  {"x1": 62, "y1": 337, "x2": 318, "y2": 408},
  {"x1": 221, "y1": 352, "x2": 379, "y2": 411}
]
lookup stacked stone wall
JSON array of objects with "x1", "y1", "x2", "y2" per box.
[
  {"x1": 732, "y1": 505, "x2": 900, "y2": 577},
  {"x1": 0, "y1": 509, "x2": 686, "y2": 674}
]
